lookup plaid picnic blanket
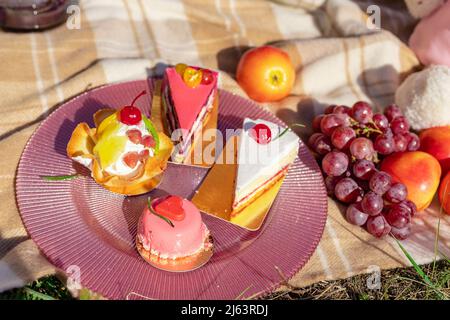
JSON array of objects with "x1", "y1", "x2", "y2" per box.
[{"x1": 1, "y1": 0, "x2": 449, "y2": 296}]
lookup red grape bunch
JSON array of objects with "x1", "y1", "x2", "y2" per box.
[{"x1": 309, "y1": 102, "x2": 419, "y2": 239}]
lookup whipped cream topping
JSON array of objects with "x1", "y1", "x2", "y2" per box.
[
  {"x1": 72, "y1": 155, "x2": 93, "y2": 170},
  {"x1": 71, "y1": 120, "x2": 155, "y2": 177}
]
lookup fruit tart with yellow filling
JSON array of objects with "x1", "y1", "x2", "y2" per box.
[{"x1": 66, "y1": 90, "x2": 173, "y2": 195}]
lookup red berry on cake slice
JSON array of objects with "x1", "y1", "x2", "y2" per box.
[{"x1": 249, "y1": 123, "x2": 272, "y2": 144}]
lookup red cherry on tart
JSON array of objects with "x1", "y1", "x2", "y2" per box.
[
  {"x1": 120, "y1": 106, "x2": 142, "y2": 125},
  {"x1": 119, "y1": 90, "x2": 147, "y2": 125},
  {"x1": 153, "y1": 195, "x2": 186, "y2": 222},
  {"x1": 249, "y1": 123, "x2": 272, "y2": 144}
]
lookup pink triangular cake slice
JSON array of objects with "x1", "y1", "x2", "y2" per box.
[{"x1": 164, "y1": 67, "x2": 218, "y2": 133}]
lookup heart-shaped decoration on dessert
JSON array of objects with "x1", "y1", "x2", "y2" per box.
[{"x1": 153, "y1": 195, "x2": 186, "y2": 221}]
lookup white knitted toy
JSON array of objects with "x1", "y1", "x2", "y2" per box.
[{"x1": 395, "y1": 65, "x2": 450, "y2": 130}]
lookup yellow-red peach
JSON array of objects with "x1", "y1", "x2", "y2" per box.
[
  {"x1": 439, "y1": 171, "x2": 450, "y2": 215},
  {"x1": 236, "y1": 46, "x2": 295, "y2": 103},
  {"x1": 381, "y1": 151, "x2": 441, "y2": 212},
  {"x1": 420, "y1": 126, "x2": 450, "y2": 176}
]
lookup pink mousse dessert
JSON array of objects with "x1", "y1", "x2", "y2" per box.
[
  {"x1": 136, "y1": 195, "x2": 212, "y2": 262},
  {"x1": 409, "y1": 0, "x2": 450, "y2": 67}
]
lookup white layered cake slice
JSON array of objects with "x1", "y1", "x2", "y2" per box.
[{"x1": 233, "y1": 118, "x2": 299, "y2": 214}]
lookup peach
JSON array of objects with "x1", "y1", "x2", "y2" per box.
[
  {"x1": 381, "y1": 151, "x2": 441, "y2": 211},
  {"x1": 420, "y1": 126, "x2": 450, "y2": 176},
  {"x1": 236, "y1": 46, "x2": 295, "y2": 103},
  {"x1": 439, "y1": 171, "x2": 450, "y2": 215}
]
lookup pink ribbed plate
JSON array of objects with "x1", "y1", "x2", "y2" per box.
[{"x1": 16, "y1": 79, "x2": 327, "y2": 300}]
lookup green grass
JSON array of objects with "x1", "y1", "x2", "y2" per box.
[
  {"x1": 2, "y1": 196, "x2": 448, "y2": 300},
  {"x1": 0, "y1": 276, "x2": 73, "y2": 300},
  {"x1": 0, "y1": 259, "x2": 448, "y2": 300},
  {"x1": 266, "y1": 259, "x2": 449, "y2": 300}
]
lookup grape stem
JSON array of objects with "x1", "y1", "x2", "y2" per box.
[
  {"x1": 372, "y1": 153, "x2": 380, "y2": 164},
  {"x1": 350, "y1": 117, "x2": 383, "y2": 136},
  {"x1": 355, "y1": 126, "x2": 383, "y2": 137},
  {"x1": 367, "y1": 120, "x2": 384, "y2": 134},
  {"x1": 351, "y1": 153, "x2": 379, "y2": 164},
  {"x1": 349, "y1": 118, "x2": 359, "y2": 126}
]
